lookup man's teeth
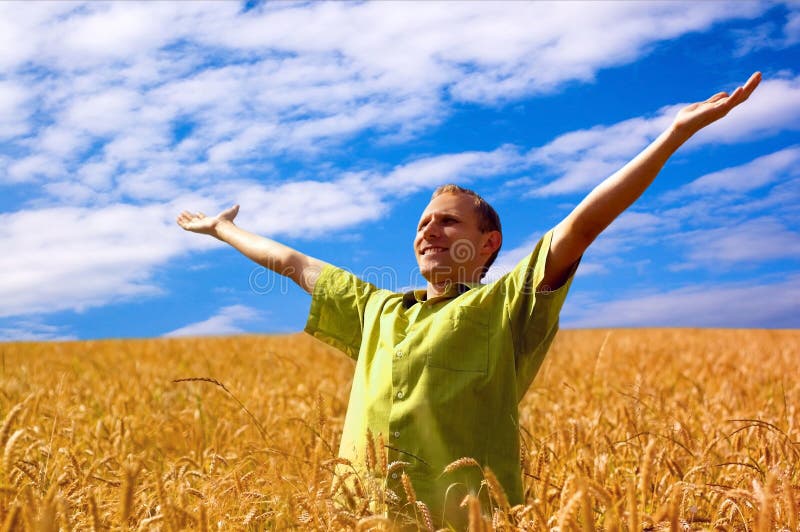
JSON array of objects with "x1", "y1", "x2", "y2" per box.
[{"x1": 424, "y1": 247, "x2": 446, "y2": 255}]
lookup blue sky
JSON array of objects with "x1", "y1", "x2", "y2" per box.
[{"x1": 1, "y1": 1, "x2": 799, "y2": 340}]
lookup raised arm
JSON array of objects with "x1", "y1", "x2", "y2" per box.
[
  {"x1": 539, "y1": 71, "x2": 762, "y2": 290},
  {"x1": 177, "y1": 205, "x2": 326, "y2": 294}
]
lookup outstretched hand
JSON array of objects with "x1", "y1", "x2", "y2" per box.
[
  {"x1": 672, "y1": 71, "x2": 761, "y2": 138},
  {"x1": 177, "y1": 204, "x2": 240, "y2": 237}
]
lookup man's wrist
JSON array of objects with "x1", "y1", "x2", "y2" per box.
[
  {"x1": 213, "y1": 219, "x2": 236, "y2": 241},
  {"x1": 662, "y1": 123, "x2": 693, "y2": 152}
]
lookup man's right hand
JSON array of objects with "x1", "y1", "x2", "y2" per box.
[{"x1": 177, "y1": 204, "x2": 240, "y2": 238}]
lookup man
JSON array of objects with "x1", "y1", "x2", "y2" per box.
[{"x1": 177, "y1": 72, "x2": 761, "y2": 526}]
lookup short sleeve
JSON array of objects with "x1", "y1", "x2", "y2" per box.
[
  {"x1": 495, "y1": 230, "x2": 579, "y2": 392},
  {"x1": 304, "y1": 264, "x2": 380, "y2": 360}
]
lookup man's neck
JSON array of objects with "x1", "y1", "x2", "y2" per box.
[
  {"x1": 425, "y1": 277, "x2": 480, "y2": 300},
  {"x1": 426, "y1": 282, "x2": 448, "y2": 300}
]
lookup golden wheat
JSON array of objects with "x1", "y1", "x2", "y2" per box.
[{"x1": 0, "y1": 329, "x2": 796, "y2": 529}]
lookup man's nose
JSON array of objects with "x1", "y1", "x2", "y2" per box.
[{"x1": 422, "y1": 220, "x2": 440, "y2": 239}]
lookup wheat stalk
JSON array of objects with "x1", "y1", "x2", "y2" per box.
[
  {"x1": 401, "y1": 472, "x2": 417, "y2": 504},
  {"x1": 442, "y1": 457, "x2": 481, "y2": 475},
  {"x1": 483, "y1": 467, "x2": 510, "y2": 512},
  {"x1": 173, "y1": 377, "x2": 270, "y2": 442},
  {"x1": 415, "y1": 500, "x2": 434, "y2": 531}
]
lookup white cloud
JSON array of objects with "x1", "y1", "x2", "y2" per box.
[
  {"x1": 0, "y1": 81, "x2": 32, "y2": 140},
  {"x1": 0, "y1": 203, "x2": 188, "y2": 318},
  {"x1": 0, "y1": 319, "x2": 76, "y2": 342},
  {"x1": 233, "y1": 179, "x2": 387, "y2": 239},
  {"x1": 6, "y1": 154, "x2": 65, "y2": 184},
  {"x1": 375, "y1": 146, "x2": 523, "y2": 196},
  {"x1": 444, "y1": 2, "x2": 764, "y2": 102},
  {"x1": 563, "y1": 274, "x2": 800, "y2": 328},
  {"x1": 63, "y1": 88, "x2": 143, "y2": 136},
  {"x1": 675, "y1": 146, "x2": 800, "y2": 196},
  {"x1": 787, "y1": 8, "x2": 800, "y2": 44},
  {"x1": 733, "y1": 4, "x2": 800, "y2": 55},
  {"x1": 163, "y1": 304, "x2": 259, "y2": 337},
  {"x1": 0, "y1": 2, "x2": 76, "y2": 70},
  {"x1": 676, "y1": 217, "x2": 800, "y2": 267}
]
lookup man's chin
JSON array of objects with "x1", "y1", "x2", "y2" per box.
[{"x1": 420, "y1": 269, "x2": 459, "y2": 287}]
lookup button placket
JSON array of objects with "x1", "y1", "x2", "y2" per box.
[{"x1": 390, "y1": 343, "x2": 406, "y2": 445}]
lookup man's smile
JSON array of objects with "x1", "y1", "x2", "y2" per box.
[{"x1": 420, "y1": 246, "x2": 449, "y2": 256}]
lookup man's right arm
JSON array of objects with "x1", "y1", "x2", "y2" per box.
[{"x1": 177, "y1": 204, "x2": 326, "y2": 294}]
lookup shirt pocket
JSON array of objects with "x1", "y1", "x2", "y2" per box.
[{"x1": 426, "y1": 305, "x2": 489, "y2": 374}]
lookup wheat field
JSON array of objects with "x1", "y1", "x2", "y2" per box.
[{"x1": 0, "y1": 329, "x2": 797, "y2": 530}]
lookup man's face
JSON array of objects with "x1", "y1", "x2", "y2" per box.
[{"x1": 414, "y1": 193, "x2": 500, "y2": 285}]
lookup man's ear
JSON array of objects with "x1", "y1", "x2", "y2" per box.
[{"x1": 482, "y1": 231, "x2": 502, "y2": 255}]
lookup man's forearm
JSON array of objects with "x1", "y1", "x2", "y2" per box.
[
  {"x1": 215, "y1": 221, "x2": 324, "y2": 293},
  {"x1": 540, "y1": 125, "x2": 688, "y2": 290},
  {"x1": 566, "y1": 125, "x2": 689, "y2": 245}
]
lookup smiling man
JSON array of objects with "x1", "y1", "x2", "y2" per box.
[{"x1": 178, "y1": 72, "x2": 761, "y2": 527}]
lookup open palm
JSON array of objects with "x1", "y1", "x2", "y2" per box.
[
  {"x1": 673, "y1": 71, "x2": 761, "y2": 136},
  {"x1": 177, "y1": 204, "x2": 240, "y2": 236}
]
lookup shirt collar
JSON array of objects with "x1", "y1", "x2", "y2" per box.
[{"x1": 402, "y1": 281, "x2": 480, "y2": 308}]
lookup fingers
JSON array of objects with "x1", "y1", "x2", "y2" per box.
[
  {"x1": 711, "y1": 71, "x2": 761, "y2": 113},
  {"x1": 728, "y1": 71, "x2": 762, "y2": 107},
  {"x1": 177, "y1": 205, "x2": 239, "y2": 226},
  {"x1": 744, "y1": 71, "x2": 762, "y2": 91},
  {"x1": 740, "y1": 70, "x2": 761, "y2": 99},
  {"x1": 706, "y1": 91, "x2": 728, "y2": 104},
  {"x1": 176, "y1": 210, "x2": 205, "y2": 229},
  {"x1": 220, "y1": 204, "x2": 240, "y2": 221}
]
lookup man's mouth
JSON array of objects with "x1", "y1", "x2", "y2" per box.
[{"x1": 421, "y1": 246, "x2": 448, "y2": 256}]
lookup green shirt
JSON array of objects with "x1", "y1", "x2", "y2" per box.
[{"x1": 305, "y1": 229, "x2": 577, "y2": 523}]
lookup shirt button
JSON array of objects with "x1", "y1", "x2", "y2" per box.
[
  {"x1": 395, "y1": 350, "x2": 403, "y2": 358},
  {"x1": 396, "y1": 391, "x2": 404, "y2": 399},
  {"x1": 391, "y1": 473, "x2": 398, "y2": 480},
  {"x1": 393, "y1": 431, "x2": 400, "y2": 438}
]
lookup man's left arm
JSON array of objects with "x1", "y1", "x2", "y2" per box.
[{"x1": 539, "y1": 72, "x2": 762, "y2": 290}]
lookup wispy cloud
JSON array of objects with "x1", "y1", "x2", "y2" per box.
[
  {"x1": 0, "y1": 203, "x2": 185, "y2": 318},
  {"x1": 674, "y1": 217, "x2": 800, "y2": 269},
  {"x1": 673, "y1": 146, "x2": 800, "y2": 197},
  {"x1": 733, "y1": 3, "x2": 800, "y2": 56},
  {"x1": 374, "y1": 145, "x2": 523, "y2": 196},
  {"x1": 563, "y1": 274, "x2": 800, "y2": 328},
  {"x1": 163, "y1": 304, "x2": 260, "y2": 337},
  {"x1": 0, "y1": 319, "x2": 76, "y2": 342}
]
